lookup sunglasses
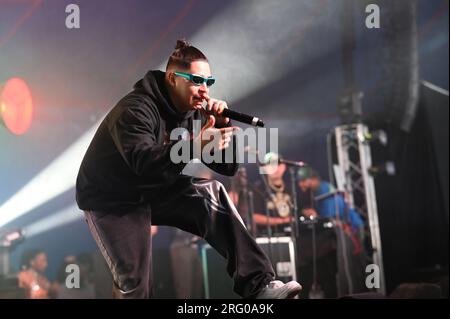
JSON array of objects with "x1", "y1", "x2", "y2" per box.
[{"x1": 174, "y1": 71, "x2": 216, "y2": 87}]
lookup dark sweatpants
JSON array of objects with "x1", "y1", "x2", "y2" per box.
[{"x1": 84, "y1": 175, "x2": 275, "y2": 298}]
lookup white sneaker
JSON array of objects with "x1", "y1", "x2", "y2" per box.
[{"x1": 256, "y1": 280, "x2": 302, "y2": 299}]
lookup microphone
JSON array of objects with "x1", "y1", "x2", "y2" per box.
[
  {"x1": 279, "y1": 159, "x2": 308, "y2": 167},
  {"x1": 222, "y1": 109, "x2": 265, "y2": 127},
  {"x1": 260, "y1": 152, "x2": 308, "y2": 168}
]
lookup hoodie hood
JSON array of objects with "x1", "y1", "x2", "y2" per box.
[{"x1": 133, "y1": 70, "x2": 196, "y2": 122}]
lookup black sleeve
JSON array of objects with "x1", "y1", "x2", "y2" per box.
[
  {"x1": 202, "y1": 119, "x2": 239, "y2": 177},
  {"x1": 109, "y1": 101, "x2": 191, "y2": 184}
]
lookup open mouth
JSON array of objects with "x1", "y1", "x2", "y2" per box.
[{"x1": 192, "y1": 97, "x2": 203, "y2": 107}]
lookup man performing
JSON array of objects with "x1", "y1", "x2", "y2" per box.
[{"x1": 75, "y1": 39, "x2": 301, "y2": 299}]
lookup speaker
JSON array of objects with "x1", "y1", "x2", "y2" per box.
[
  {"x1": 200, "y1": 244, "x2": 239, "y2": 299},
  {"x1": 256, "y1": 237, "x2": 297, "y2": 282},
  {"x1": 200, "y1": 236, "x2": 297, "y2": 299}
]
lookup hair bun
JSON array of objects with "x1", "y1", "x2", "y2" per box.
[{"x1": 175, "y1": 39, "x2": 191, "y2": 50}]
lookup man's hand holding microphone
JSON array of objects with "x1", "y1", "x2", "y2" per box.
[{"x1": 194, "y1": 94, "x2": 240, "y2": 152}]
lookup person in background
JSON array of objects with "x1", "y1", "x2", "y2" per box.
[
  {"x1": 18, "y1": 249, "x2": 51, "y2": 299},
  {"x1": 297, "y1": 166, "x2": 364, "y2": 232},
  {"x1": 252, "y1": 152, "x2": 294, "y2": 237},
  {"x1": 297, "y1": 166, "x2": 367, "y2": 297}
]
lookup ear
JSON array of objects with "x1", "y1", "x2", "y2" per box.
[{"x1": 167, "y1": 71, "x2": 177, "y2": 87}]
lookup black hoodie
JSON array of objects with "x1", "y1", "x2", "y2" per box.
[{"x1": 76, "y1": 70, "x2": 238, "y2": 212}]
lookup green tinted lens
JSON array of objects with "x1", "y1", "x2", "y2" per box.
[
  {"x1": 191, "y1": 75, "x2": 205, "y2": 85},
  {"x1": 206, "y1": 78, "x2": 215, "y2": 87}
]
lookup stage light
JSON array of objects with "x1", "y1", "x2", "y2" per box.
[
  {"x1": 0, "y1": 120, "x2": 101, "y2": 228},
  {"x1": 0, "y1": 77, "x2": 33, "y2": 135},
  {"x1": 368, "y1": 161, "x2": 396, "y2": 176},
  {"x1": 0, "y1": 229, "x2": 25, "y2": 248},
  {"x1": 23, "y1": 204, "x2": 82, "y2": 239},
  {"x1": 358, "y1": 130, "x2": 388, "y2": 146},
  {"x1": 168, "y1": 1, "x2": 337, "y2": 103}
]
